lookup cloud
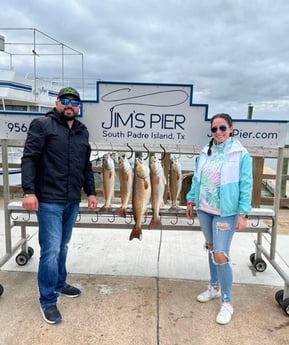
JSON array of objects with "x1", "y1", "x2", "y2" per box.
[{"x1": 1, "y1": 0, "x2": 289, "y2": 120}]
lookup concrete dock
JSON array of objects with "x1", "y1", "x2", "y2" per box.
[{"x1": 1, "y1": 204, "x2": 289, "y2": 345}]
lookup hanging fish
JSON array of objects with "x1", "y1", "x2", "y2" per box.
[
  {"x1": 129, "y1": 157, "x2": 151, "y2": 240},
  {"x1": 149, "y1": 156, "x2": 166, "y2": 228},
  {"x1": 169, "y1": 157, "x2": 183, "y2": 209},
  {"x1": 101, "y1": 153, "x2": 115, "y2": 210},
  {"x1": 117, "y1": 155, "x2": 133, "y2": 218}
]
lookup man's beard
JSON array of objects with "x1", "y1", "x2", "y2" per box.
[
  {"x1": 62, "y1": 113, "x2": 76, "y2": 121},
  {"x1": 60, "y1": 110, "x2": 77, "y2": 122}
]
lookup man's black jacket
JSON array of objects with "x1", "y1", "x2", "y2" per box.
[{"x1": 21, "y1": 109, "x2": 96, "y2": 203}]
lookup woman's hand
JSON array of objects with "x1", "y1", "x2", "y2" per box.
[
  {"x1": 186, "y1": 202, "x2": 195, "y2": 219},
  {"x1": 236, "y1": 215, "x2": 248, "y2": 231}
]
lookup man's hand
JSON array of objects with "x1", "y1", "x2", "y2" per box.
[
  {"x1": 88, "y1": 195, "x2": 98, "y2": 209},
  {"x1": 22, "y1": 194, "x2": 38, "y2": 211}
]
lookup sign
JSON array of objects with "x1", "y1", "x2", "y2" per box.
[
  {"x1": 83, "y1": 82, "x2": 208, "y2": 146},
  {"x1": 0, "y1": 81, "x2": 288, "y2": 148},
  {"x1": 83, "y1": 81, "x2": 288, "y2": 147}
]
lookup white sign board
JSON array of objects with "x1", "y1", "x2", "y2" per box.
[{"x1": 0, "y1": 81, "x2": 288, "y2": 149}]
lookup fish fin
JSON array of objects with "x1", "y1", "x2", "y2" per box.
[
  {"x1": 156, "y1": 176, "x2": 160, "y2": 184},
  {"x1": 149, "y1": 218, "x2": 162, "y2": 229},
  {"x1": 116, "y1": 207, "x2": 126, "y2": 218},
  {"x1": 144, "y1": 180, "x2": 149, "y2": 190},
  {"x1": 129, "y1": 226, "x2": 142, "y2": 241},
  {"x1": 169, "y1": 205, "x2": 179, "y2": 210},
  {"x1": 99, "y1": 205, "x2": 111, "y2": 212}
]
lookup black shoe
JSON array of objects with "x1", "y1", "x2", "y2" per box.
[
  {"x1": 40, "y1": 305, "x2": 62, "y2": 324},
  {"x1": 56, "y1": 284, "x2": 81, "y2": 298}
]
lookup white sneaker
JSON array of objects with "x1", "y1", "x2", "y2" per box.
[
  {"x1": 197, "y1": 285, "x2": 221, "y2": 302},
  {"x1": 216, "y1": 303, "x2": 234, "y2": 325}
]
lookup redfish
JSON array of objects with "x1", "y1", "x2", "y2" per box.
[
  {"x1": 169, "y1": 157, "x2": 183, "y2": 208},
  {"x1": 129, "y1": 158, "x2": 151, "y2": 240},
  {"x1": 117, "y1": 155, "x2": 133, "y2": 218},
  {"x1": 149, "y1": 156, "x2": 166, "y2": 228},
  {"x1": 101, "y1": 153, "x2": 115, "y2": 210}
]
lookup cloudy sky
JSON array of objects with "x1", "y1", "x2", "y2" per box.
[{"x1": 0, "y1": 0, "x2": 289, "y2": 121}]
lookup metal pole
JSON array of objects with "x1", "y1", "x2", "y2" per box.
[
  {"x1": 270, "y1": 146, "x2": 284, "y2": 259},
  {"x1": 61, "y1": 43, "x2": 64, "y2": 85},
  {"x1": 1, "y1": 139, "x2": 12, "y2": 254},
  {"x1": 81, "y1": 53, "x2": 84, "y2": 99},
  {"x1": 33, "y1": 29, "x2": 37, "y2": 101},
  {"x1": 281, "y1": 145, "x2": 288, "y2": 197}
]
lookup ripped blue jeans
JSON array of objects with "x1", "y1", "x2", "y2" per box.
[{"x1": 197, "y1": 210, "x2": 238, "y2": 303}]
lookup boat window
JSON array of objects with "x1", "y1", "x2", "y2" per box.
[
  {"x1": 29, "y1": 106, "x2": 38, "y2": 112},
  {"x1": 3, "y1": 105, "x2": 27, "y2": 111}
]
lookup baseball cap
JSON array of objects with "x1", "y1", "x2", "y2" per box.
[{"x1": 57, "y1": 87, "x2": 81, "y2": 101}]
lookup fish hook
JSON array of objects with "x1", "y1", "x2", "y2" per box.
[
  {"x1": 107, "y1": 212, "x2": 116, "y2": 223},
  {"x1": 170, "y1": 213, "x2": 178, "y2": 225},
  {"x1": 91, "y1": 211, "x2": 99, "y2": 223},
  {"x1": 187, "y1": 218, "x2": 195, "y2": 226},
  {"x1": 186, "y1": 153, "x2": 195, "y2": 159},
  {"x1": 126, "y1": 143, "x2": 134, "y2": 160},
  {"x1": 159, "y1": 144, "x2": 166, "y2": 160},
  {"x1": 250, "y1": 217, "x2": 260, "y2": 228},
  {"x1": 10, "y1": 212, "x2": 19, "y2": 221},
  {"x1": 93, "y1": 151, "x2": 100, "y2": 160},
  {"x1": 124, "y1": 214, "x2": 133, "y2": 224},
  {"x1": 175, "y1": 145, "x2": 182, "y2": 160},
  {"x1": 186, "y1": 145, "x2": 196, "y2": 159},
  {"x1": 75, "y1": 212, "x2": 82, "y2": 223},
  {"x1": 22, "y1": 211, "x2": 31, "y2": 222},
  {"x1": 143, "y1": 144, "x2": 150, "y2": 160}
]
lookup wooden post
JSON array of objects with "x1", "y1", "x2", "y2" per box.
[
  {"x1": 281, "y1": 145, "x2": 288, "y2": 198},
  {"x1": 252, "y1": 156, "x2": 264, "y2": 207},
  {"x1": 247, "y1": 103, "x2": 254, "y2": 119}
]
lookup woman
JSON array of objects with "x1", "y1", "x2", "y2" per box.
[{"x1": 186, "y1": 113, "x2": 252, "y2": 325}]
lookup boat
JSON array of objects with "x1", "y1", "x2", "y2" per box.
[
  {"x1": 0, "y1": 68, "x2": 60, "y2": 113},
  {"x1": 0, "y1": 28, "x2": 83, "y2": 113},
  {"x1": 0, "y1": 68, "x2": 62, "y2": 186},
  {"x1": 0, "y1": 28, "x2": 82, "y2": 187}
]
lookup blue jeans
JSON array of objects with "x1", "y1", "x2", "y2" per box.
[
  {"x1": 197, "y1": 210, "x2": 237, "y2": 303},
  {"x1": 37, "y1": 202, "x2": 79, "y2": 308}
]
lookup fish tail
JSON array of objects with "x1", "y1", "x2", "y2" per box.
[
  {"x1": 99, "y1": 205, "x2": 111, "y2": 212},
  {"x1": 129, "y1": 225, "x2": 142, "y2": 241},
  {"x1": 116, "y1": 207, "x2": 126, "y2": 218},
  {"x1": 148, "y1": 218, "x2": 161, "y2": 229}
]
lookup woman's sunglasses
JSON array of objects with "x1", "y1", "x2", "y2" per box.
[{"x1": 211, "y1": 125, "x2": 228, "y2": 133}]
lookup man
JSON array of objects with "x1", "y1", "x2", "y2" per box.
[{"x1": 21, "y1": 86, "x2": 98, "y2": 324}]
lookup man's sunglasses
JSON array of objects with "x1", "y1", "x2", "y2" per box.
[
  {"x1": 211, "y1": 125, "x2": 228, "y2": 133},
  {"x1": 59, "y1": 98, "x2": 80, "y2": 107}
]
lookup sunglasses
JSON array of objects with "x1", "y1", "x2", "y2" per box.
[
  {"x1": 211, "y1": 125, "x2": 228, "y2": 133},
  {"x1": 59, "y1": 98, "x2": 80, "y2": 107}
]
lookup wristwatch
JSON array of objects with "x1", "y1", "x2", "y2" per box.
[
  {"x1": 23, "y1": 194, "x2": 35, "y2": 198},
  {"x1": 239, "y1": 214, "x2": 248, "y2": 219}
]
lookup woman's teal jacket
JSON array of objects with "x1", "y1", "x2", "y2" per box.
[{"x1": 186, "y1": 139, "x2": 253, "y2": 216}]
